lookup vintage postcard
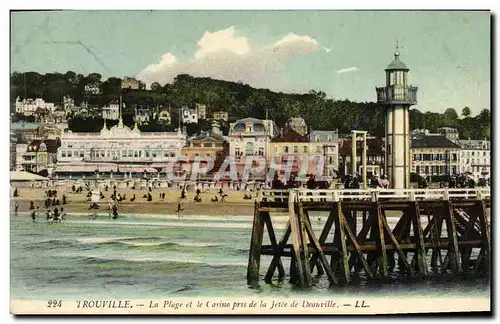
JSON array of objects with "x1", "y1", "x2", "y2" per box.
[{"x1": 9, "y1": 10, "x2": 491, "y2": 315}]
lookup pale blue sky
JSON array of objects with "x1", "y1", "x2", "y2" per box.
[{"x1": 11, "y1": 10, "x2": 490, "y2": 115}]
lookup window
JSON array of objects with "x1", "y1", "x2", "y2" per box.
[
  {"x1": 145, "y1": 150, "x2": 150, "y2": 158},
  {"x1": 68, "y1": 151, "x2": 72, "y2": 157},
  {"x1": 284, "y1": 146, "x2": 289, "y2": 153},
  {"x1": 80, "y1": 151, "x2": 84, "y2": 157},
  {"x1": 195, "y1": 153, "x2": 199, "y2": 157},
  {"x1": 61, "y1": 151, "x2": 66, "y2": 158},
  {"x1": 128, "y1": 150, "x2": 133, "y2": 157},
  {"x1": 134, "y1": 151, "x2": 139, "y2": 158},
  {"x1": 483, "y1": 151, "x2": 486, "y2": 156},
  {"x1": 472, "y1": 151, "x2": 475, "y2": 156},
  {"x1": 152, "y1": 151, "x2": 157, "y2": 158},
  {"x1": 303, "y1": 146, "x2": 308, "y2": 153},
  {"x1": 293, "y1": 146, "x2": 298, "y2": 153},
  {"x1": 274, "y1": 146, "x2": 278, "y2": 153},
  {"x1": 258, "y1": 147, "x2": 264, "y2": 156},
  {"x1": 122, "y1": 150, "x2": 127, "y2": 157},
  {"x1": 203, "y1": 143, "x2": 212, "y2": 148},
  {"x1": 316, "y1": 146, "x2": 321, "y2": 153}
]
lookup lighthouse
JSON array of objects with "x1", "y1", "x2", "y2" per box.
[{"x1": 376, "y1": 45, "x2": 418, "y2": 189}]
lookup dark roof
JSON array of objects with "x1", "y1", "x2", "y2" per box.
[
  {"x1": 27, "y1": 139, "x2": 60, "y2": 153},
  {"x1": 271, "y1": 128, "x2": 309, "y2": 143},
  {"x1": 339, "y1": 138, "x2": 384, "y2": 155},
  {"x1": 411, "y1": 136, "x2": 460, "y2": 149}
]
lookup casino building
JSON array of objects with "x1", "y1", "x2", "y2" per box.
[{"x1": 54, "y1": 112, "x2": 186, "y2": 179}]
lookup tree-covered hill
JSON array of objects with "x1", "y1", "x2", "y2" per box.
[{"x1": 10, "y1": 72, "x2": 491, "y2": 139}]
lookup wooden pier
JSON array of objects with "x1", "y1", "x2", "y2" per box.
[{"x1": 246, "y1": 188, "x2": 491, "y2": 287}]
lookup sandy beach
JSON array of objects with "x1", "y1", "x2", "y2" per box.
[{"x1": 10, "y1": 186, "x2": 259, "y2": 216}]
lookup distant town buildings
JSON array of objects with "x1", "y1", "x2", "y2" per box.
[
  {"x1": 339, "y1": 137, "x2": 385, "y2": 178},
  {"x1": 228, "y1": 117, "x2": 277, "y2": 176},
  {"x1": 121, "y1": 77, "x2": 145, "y2": 90},
  {"x1": 309, "y1": 130, "x2": 339, "y2": 178},
  {"x1": 102, "y1": 101, "x2": 121, "y2": 120},
  {"x1": 16, "y1": 139, "x2": 60, "y2": 175},
  {"x1": 84, "y1": 83, "x2": 101, "y2": 95},
  {"x1": 437, "y1": 127, "x2": 460, "y2": 142},
  {"x1": 213, "y1": 111, "x2": 229, "y2": 122},
  {"x1": 15, "y1": 97, "x2": 55, "y2": 116},
  {"x1": 181, "y1": 106, "x2": 198, "y2": 124},
  {"x1": 182, "y1": 121, "x2": 228, "y2": 177},
  {"x1": 457, "y1": 139, "x2": 491, "y2": 181},
  {"x1": 410, "y1": 135, "x2": 460, "y2": 178},
  {"x1": 196, "y1": 103, "x2": 207, "y2": 120},
  {"x1": 134, "y1": 107, "x2": 152, "y2": 125},
  {"x1": 156, "y1": 109, "x2": 172, "y2": 124}
]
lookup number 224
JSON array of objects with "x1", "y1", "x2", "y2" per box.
[{"x1": 47, "y1": 300, "x2": 62, "y2": 308}]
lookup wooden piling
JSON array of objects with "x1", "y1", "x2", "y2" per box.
[
  {"x1": 444, "y1": 200, "x2": 462, "y2": 274},
  {"x1": 247, "y1": 201, "x2": 265, "y2": 285},
  {"x1": 411, "y1": 201, "x2": 428, "y2": 277}
]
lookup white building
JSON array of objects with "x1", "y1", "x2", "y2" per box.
[
  {"x1": 15, "y1": 97, "x2": 55, "y2": 116},
  {"x1": 102, "y1": 102, "x2": 121, "y2": 120},
  {"x1": 437, "y1": 127, "x2": 460, "y2": 141},
  {"x1": 309, "y1": 130, "x2": 339, "y2": 177},
  {"x1": 134, "y1": 107, "x2": 152, "y2": 125},
  {"x1": 228, "y1": 117, "x2": 277, "y2": 175},
  {"x1": 55, "y1": 116, "x2": 186, "y2": 178},
  {"x1": 181, "y1": 106, "x2": 198, "y2": 124},
  {"x1": 457, "y1": 139, "x2": 491, "y2": 182},
  {"x1": 84, "y1": 83, "x2": 101, "y2": 95}
]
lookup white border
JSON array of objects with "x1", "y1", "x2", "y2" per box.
[{"x1": 1, "y1": 2, "x2": 498, "y2": 324}]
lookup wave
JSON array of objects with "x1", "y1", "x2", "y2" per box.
[
  {"x1": 77, "y1": 255, "x2": 247, "y2": 268},
  {"x1": 68, "y1": 220, "x2": 260, "y2": 230}
]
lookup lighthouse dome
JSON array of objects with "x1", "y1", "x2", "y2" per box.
[{"x1": 385, "y1": 50, "x2": 409, "y2": 71}]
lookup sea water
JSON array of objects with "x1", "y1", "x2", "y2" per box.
[{"x1": 10, "y1": 213, "x2": 490, "y2": 301}]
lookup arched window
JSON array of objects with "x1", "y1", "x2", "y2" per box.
[{"x1": 245, "y1": 142, "x2": 254, "y2": 156}]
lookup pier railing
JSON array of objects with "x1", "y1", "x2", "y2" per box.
[{"x1": 258, "y1": 188, "x2": 491, "y2": 203}]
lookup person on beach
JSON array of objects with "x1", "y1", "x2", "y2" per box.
[
  {"x1": 14, "y1": 202, "x2": 19, "y2": 216},
  {"x1": 53, "y1": 207, "x2": 60, "y2": 223},
  {"x1": 29, "y1": 201, "x2": 35, "y2": 210},
  {"x1": 62, "y1": 194, "x2": 67, "y2": 205},
  {"x1": 60, "y1": 208, "x2": 66, "y2": 222},
  {"x1": 31, "y1": 210, "x2": 36, "y2": 222},
  {"x1": 108, "y1": 199, "x2": 113, "y2": 218},
  {"x1": 181, "y1": 187, "x2": 186, "y2": 200},
  {"x1": 162, "y1": 192, "x2": 166, "y2": 200},
  {"x1": 130, "y1": 194, "x2": 136, "y2": 202},
  {"x1": 46, "y1": 209, "x2": 52, "y2": 223},
  {"x1": 112, "y1": 203, "x2": 119, "y2": 219}
]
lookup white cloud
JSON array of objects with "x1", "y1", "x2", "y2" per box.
[
  {"x1": 195, "y1": 26, "x2": 249, "y2": 59},
  {"x1": 336, "y1": 67, "x2": 359, "y2": 74},
  {"x1": 136, "y1": 27, "x2": 327, "y2": 89}
]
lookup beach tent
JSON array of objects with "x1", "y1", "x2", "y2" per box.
[{"x1": 10, "y1": 171, "x2": 49, "y2": 182}]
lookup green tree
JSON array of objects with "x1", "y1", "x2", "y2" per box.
[{"x1": 461, "y1": 106, "x2": 471, "y2": 118}]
